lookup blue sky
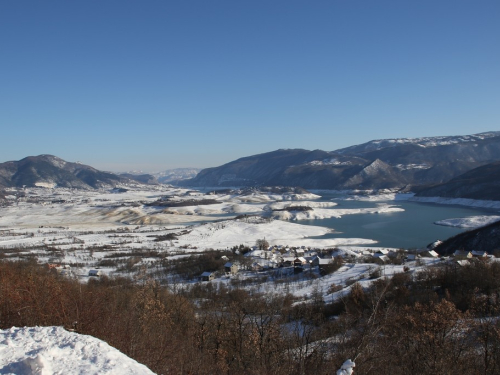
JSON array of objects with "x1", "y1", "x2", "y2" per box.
[{"x1": 1, "y1": 1, "x2": 499, "y2": 172}]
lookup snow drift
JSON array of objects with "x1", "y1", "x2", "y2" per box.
[{"x1": 0, "y1": 326, "x2": 155, "y2": 375}]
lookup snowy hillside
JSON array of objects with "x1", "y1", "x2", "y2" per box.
[
  {"x1": 0, "y1": 326, "x2": 155, "y2": 375},
  {"x1": 335, "y1": 131, "x2": 500, "y2": 154}
]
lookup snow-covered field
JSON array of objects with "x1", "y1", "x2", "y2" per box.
[
  {"x1": 0, "y1": 186, "x2": 454, "y2": 373},
  {"x1": 0, "y1": 185, "x2": 470, "y2": 303},
  {"x1": 0, "y1": 326, "x2": 155, "y2": 375},
  {"x1": 0, "y1": 185, "x2": 424, "y2": 297}
]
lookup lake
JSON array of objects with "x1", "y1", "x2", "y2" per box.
[{"x1": 297, "y1": 192, "x2": 500, "y2": 249}]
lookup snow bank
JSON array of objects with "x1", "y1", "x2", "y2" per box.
[
  {"x1": 344, "y1": 193, "x2": 414, "y2": 202},
  {"x1": 176, "y1": 218, "x2": 377, "y2": 249},
  {"x1": 0, "y1": 326, "x2": 155, "y2": 375},
  {"x1": 434, "y1": 215, "x2": 500, "y2": 228},
  {"x1": 270, "y1": 205, "x2": 404, "y2": 220},
  {"x1": 409, "y1": 196, "x2": 500, "y2": 209}
]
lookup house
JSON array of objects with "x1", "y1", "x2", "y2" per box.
[
  {"x1": 224, "y1": 262, "x2": 238, "y2": 275},
  {"x1": 308, "y1": 255, "x2": 321, "y2": 267},
  {"x1": 374, "y1": 255, "x2": 390, "y2": 264},
  {"x1": 406, "y1": 254, "x2": 421, "y2": 261},
  {"x1": 88, "y1": 269, "x2": 101, "y2": 277},
  {"x1": 295, "y1": 248, "x2": 305, "y2": 256},
  {"x1": 251, "y1": 262, "x2": 263, "y2": 272},
  {"x1": 471, "y1": 250, "x2": 489, "y2": 258},
  {"x1": 453, "y1": 250, "x2": 472, "y2": 259},
  {"x1": 200, "y1": 271, "x2": 216, "y2": 281},
  {"x1": 293, "y1": 258, "x2": 305, "y2": 273},
  {"x1": 374, "y1": 249, "x2": 389, "y2": 256},
  {"x1": 421, "y1": 250, "x2": 439, "y2": 258}
]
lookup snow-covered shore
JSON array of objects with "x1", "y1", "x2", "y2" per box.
[
  {"x1": 434, "y1": 215, "x2": 500, "y2": 228},
  {"x1": 409, "y1": 196, "x2": 500, "y2": 209}
]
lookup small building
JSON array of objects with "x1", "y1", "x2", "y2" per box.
[
  {"x1": 251, "y1": 262, "x2": 264, "y2": 272},
  {"x1": 453, "y1": 250, "x2": 472, "y2": 259},
  {"x1": 471, "y1": 250, "x2": 489, "y2": 258},
  {"x1": 200, "y1": 271, "x2": 215, "y2": 281},
  {"x1": 224, "y1": 262, "x2": 238, "y2": 275},
  {"x1": 88, "y1": 269, "x2": 101, "y2": 277},
  {"x1": 421, "y1": 250, "x2": 439, "y2": 258},
  {"x1": 308, "y1": 255, "x2": 321, "y2": 267},
  {"x1": 374, "y1": 255, "x2": 390, "y2": 264},
  {"x1": 374, "y1": 249, "x2": 389, "y2": 256},
  {"x1": 406, "y1": 254, "x2": 421, "y2": 261}
]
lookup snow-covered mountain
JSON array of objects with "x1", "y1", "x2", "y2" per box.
[
  {"x1": 0, "y1": 155, "x2": 144, "y2": 190},
  {"x1": 335, "y1": 131, "x2": 500, "y2": 154},
  {"x1": 182, "y1": 131, "x2": 500, "y2": 191},
  {"x1": 154, "y1": 168, "x2": 201, "y2": 184}
]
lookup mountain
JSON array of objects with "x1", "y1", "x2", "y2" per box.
[
  {"x1": 181, "y1": 132, "x2": 500, "y2": 190},
  {"x1": 119, "y1": 173, "x2": 159, "y2": 185},
  {"x1": 154, "y1": 168, "x2": 201, "y2": 184},
  {"x1": 414, "y1": 162, "x2": 500, "y2": 201},
  {"x1": 434, "y1": 220, "x2": 500, "y2": 256},
  {"x1": 0, "y1": 155, "x2": 134, "y2": 190}
]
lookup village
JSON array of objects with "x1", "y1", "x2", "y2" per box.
[{"x1": 0, "y1": 185, "x2": 498, "y2": 304}]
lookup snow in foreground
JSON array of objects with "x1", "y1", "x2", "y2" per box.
[{"x1": 0, "y1": 326, "x2": 155, "y2": 375}]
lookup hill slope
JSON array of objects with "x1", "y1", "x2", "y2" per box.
[
  {"x1": 414, "y1": 162, "x2": 500, "y2": 201},
  {"x1": 434, "y1": 220, "x2": 500, "y2": 256}
]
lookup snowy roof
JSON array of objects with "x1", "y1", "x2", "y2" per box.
[
  {"x1": 423, "y1": 250, "x2": 439, "y2": 257},
  {"x1": 224, "y1": 262, "x2": 233, "y2": 267},
  {"x1": 377, "y1": 255, "x2": 390, "y2": 263},
  {"x1": 200, "y1": 271, "x2": 214, "y2": 277},
  {"x1": 471, "y1": 250, "x2": 488, "y2": 257},
  {"x1": 318, "y1": 258, "x2": 332, "y2": 265}
]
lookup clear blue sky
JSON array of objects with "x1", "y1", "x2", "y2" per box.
[{"x1": 1, "y1": 0, "x2": 499, "y2": 172}]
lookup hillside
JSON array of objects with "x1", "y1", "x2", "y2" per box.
[
  {"x1": 0, "y1": 155, "x2": 136, "y2": 190},
  {"x1": 182, "y1": 132, "x2": 500, "y2": 190},
  {"x1": 434, "y1": 220, "x2": 500, "y2": 256},
  {"x1": 414, "y1": 161, "x2": 500, "y2": 201}
]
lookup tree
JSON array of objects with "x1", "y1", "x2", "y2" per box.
[{"x1": 255, "y1": 238, "x2": 269, "y2": 250}]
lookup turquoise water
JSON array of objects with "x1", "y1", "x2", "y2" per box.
[{"x1": 296, "y1": 193, "x2": 500, "y2": 249}]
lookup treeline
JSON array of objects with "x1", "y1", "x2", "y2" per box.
[{"x1": 1, "y1": 259, "x2": 500, "y2": 374}]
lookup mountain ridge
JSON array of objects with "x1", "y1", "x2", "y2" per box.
[
  {"x1": 0, "y1": 155, "x2": 144, "y2": 190},
  {"x1": 181, "y1": 131, "x2": 500, "y2": 191}
]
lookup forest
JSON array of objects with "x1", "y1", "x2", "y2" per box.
[{"x1": 1, "y1": 258, "x2": 500, "y2": 374}]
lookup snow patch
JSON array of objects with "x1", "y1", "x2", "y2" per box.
[{"x1": 34, "y1": 182, "x2": 57, "y2": 189}]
